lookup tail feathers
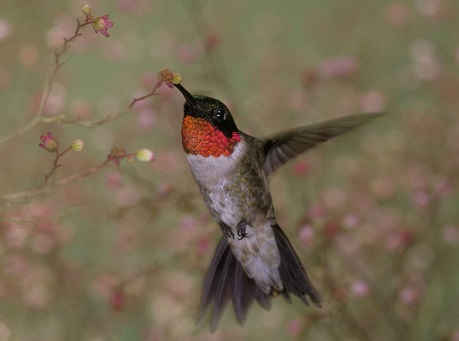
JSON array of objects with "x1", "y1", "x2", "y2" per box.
[
  {"x1": 198, "y1": 237, "x2": 272, "y2": 332},
  {"x1": 272, "y1": 224, "x2": 323, "y2": 307},
  {"x1": 199, "y1": 225, "x2": 322, "y2": 332}
]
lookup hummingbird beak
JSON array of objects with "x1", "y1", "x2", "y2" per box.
[{"x1": 174, "y1": 83, "x2": 200, "y2": 109}]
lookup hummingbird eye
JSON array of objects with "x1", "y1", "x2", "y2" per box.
[{"x1": 213, "y1": 108, "x2": 225, "y2": 121}]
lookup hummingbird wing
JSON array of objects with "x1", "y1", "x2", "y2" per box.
[{"x1": 259, "y1": 112, "x2": 383, "y2": 176}]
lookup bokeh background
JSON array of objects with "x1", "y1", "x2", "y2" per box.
[{"x1": 1, "y1": 0, "x2": 458, "y2": 340}]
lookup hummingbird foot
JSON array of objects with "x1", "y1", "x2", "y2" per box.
[
  {"x1": 219, "y1": 222, "x2": 235, "y2": 239},
  {"x1": 236, "y1": 220, "x2": 249, "y2": 240}
]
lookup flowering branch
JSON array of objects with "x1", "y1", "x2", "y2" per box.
[
  {"x1": 58, "y1": 69, "x2": 182, "y2": 127},
  {"x1": 38, "y1": 133, "x2": 85, "y2": 183},
  {"x1": 129, "y1": 70, "x2": 182, "y2": 108},
  {"x1": 0, "y1": 0, "x2": 181, "y2": 206},
  {"x1": 0, "y1": 6, "x2": 111, "y2": 146},
  {"x1": 0, "y1": 2, "x2": 179, "y2": 133},
  {"x1": 0, "y1": 160, "x2": 110, "y2": 206},
  {"x1": 1, "y1": 65, "x2": 179, "y2": 205},
  {"x1": 0, "y1": 143, "x2": 154, "y2": 206}
]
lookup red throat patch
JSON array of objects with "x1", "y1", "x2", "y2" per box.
[{"x1": 181, "y1": 116, "x2": 241, "y2": 157}]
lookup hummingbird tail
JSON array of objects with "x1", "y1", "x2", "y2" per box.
[
  {"x1": 271, "y1": 223, "x2": 323, "y2": 307},
  {"x1": 198, "y1": 224, "x2": 322, "y2": 332},
  {"x1": 198, "y1": 236, "x2": 272, "y2": 333}
]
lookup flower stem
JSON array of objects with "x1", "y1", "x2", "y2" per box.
[
  {"x1": 0, "y1": 20, "x2": 90, "y2": 146},
  {"x1": 0, "y1": 159, "x2": 112, "y2": 206}
]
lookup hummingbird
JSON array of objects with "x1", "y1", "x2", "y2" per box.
[{"x1": 174, "y1": 82, "x2": 382, "y2": 332}]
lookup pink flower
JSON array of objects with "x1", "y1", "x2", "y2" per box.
[
  {"x1": 38, "y1": 132, "x2": 59, "y2": 152},
  {"x1": 360, "y1": 89, "x2": 386, "y2": 112},
  {"x1": 386, "y1": 229, "x2": 414, "y2": 251},
  {"x1": 286, "y1": 318, "x2": 304, "y2": 338},
  {"x1": 413, "y1": 190, "x2": 431, "y2": 210},
  {"x1": 137, "y1": 109, "x2": 157, "y2": 130},
  {"x1": 110, "y1": 290, "x2": 125, "y2": 311},
  {"x1": 323, "y1": 221, "x2": 341, "y2": 239},
  {"x1": 318, "y1": 56, "x2": 358, "y2": 79},
  {"x1": 196, "y1": 236, "x2": 210, "y2": 257},
  {"x1": 293, "y1": 160, "x2": 311, "y2": 177},
  {"x1": 385, "y1": 3, "x2": 411, "y2": 27},
  {"x1": 309, "y1": 202, "x2": 327, "y2": 220},
  {"x1": 107, "y1": 172, "x2": 123, "y2": 189},
  {"x1": 0, "y1": 19, "x2": 12, "y2": 42},
  {"x1": 205, "y1": 32, "x2": 220, "y2": 51},
  {"x1": 398, "y1": 286, "x2": 421, "y2": 305},
  {"x1": 442, "y1": 225, "x2": 459, "y2": 244},
  {"x1": 92, "y1": 15, "x2": 113, "y2": 37},
  {"x1": 343, "y1": 213, "x2": 360, "y2": 229},
  {"x1": 351, "y1": 279, "x2": 370, "y2": 297},
  {"x1": 177, "y1": 44, "x2": 198, "y2": 63},
  {"x1": 298, "y1": 224, "x2": 315, "y2": 247}
]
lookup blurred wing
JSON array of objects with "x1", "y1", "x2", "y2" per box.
[{"x1": 260, "y1": 112, "x2": 383, "y2": 176}]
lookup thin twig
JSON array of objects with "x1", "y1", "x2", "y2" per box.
[
  {"x1": 60, "y1": 108, "x2": 130, "y2": 127},
  {"x1": 58, "y1": 82, "x2": 163, "y2": 127},
  {"x1": 0, "y1": 159, "x2": 112, "y2": 206},
  {"x1": 43, "y1": 147, "x2": 72, "y2": 184},
  {"x1": 0, "y1": 20, "x2": 91, "y2": 146},
  {"x1": 0, "y1": 16, "x2": 163, "y2": 205},
  {"x1": 129, "y1": 89, "x2": 160, "y2": 109}
]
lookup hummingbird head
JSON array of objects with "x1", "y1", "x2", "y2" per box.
[{"x1": 175, "y1": 83, "x2": 241, "y2": 157}]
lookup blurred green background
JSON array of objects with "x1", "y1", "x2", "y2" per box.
[{"x1": 1, "y1": 0, "x2": 459, "y2": 340}]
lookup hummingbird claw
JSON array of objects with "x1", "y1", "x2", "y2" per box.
[
  {"x1": 219, "y1": 222, "x2": 235, "y2": 239},
  {"x1": 237, "y1": 220, "x2": 249, "y2": 240}
]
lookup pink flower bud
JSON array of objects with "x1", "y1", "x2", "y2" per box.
[{"x1": 38, "y1": 132, "x2": 59, "y2": 152}]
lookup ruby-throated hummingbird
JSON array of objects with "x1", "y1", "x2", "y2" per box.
[{"x1": 174, "y1": 83, "x2": 382, "y2": 331}]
